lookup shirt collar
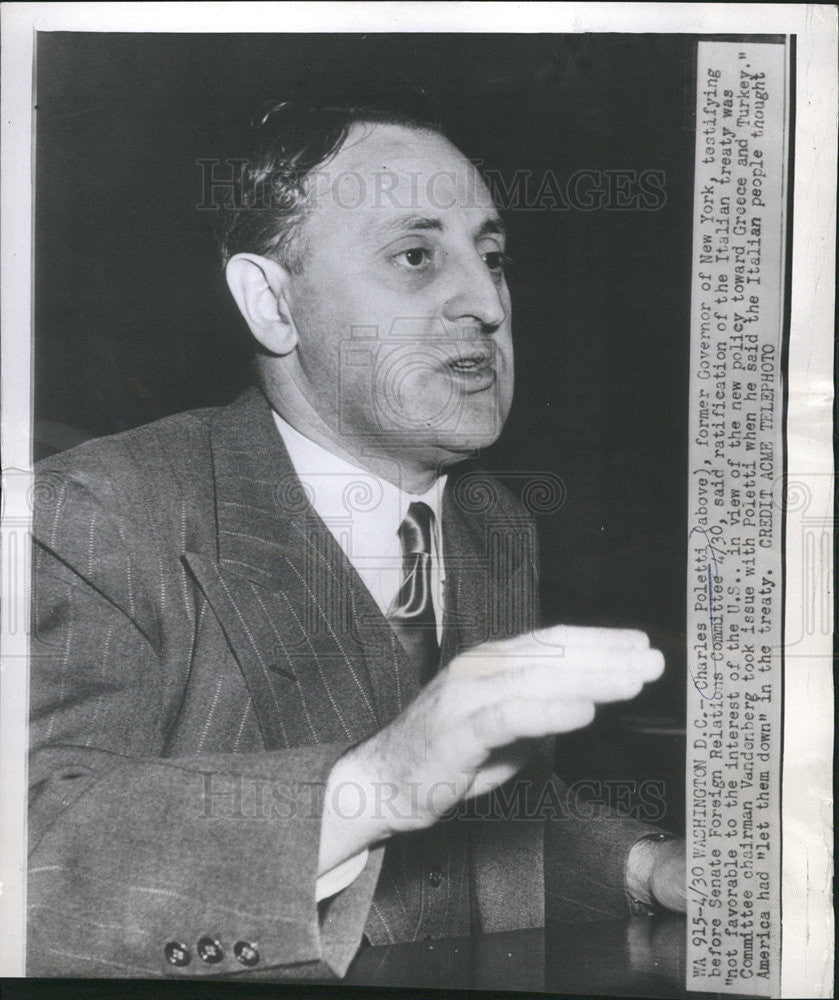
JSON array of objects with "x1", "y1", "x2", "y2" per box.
[{"x1": 271, "y1": 410, "x2": 446, "y2": 535}]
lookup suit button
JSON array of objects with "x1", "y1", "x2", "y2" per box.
[
  {"x1": 427, "y1": 868, "x2": 444, "y2": 887},
  {"x1": 164, "y1": 941, "x2": 191, "y2": 967},
  {"x1": 196, "y1": 937, "x2": 224, "y2": 963},
  {"x1": 233, "y1": 940, "x2": 260, "y2": 967}
]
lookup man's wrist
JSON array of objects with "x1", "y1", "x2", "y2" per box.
[
  {"x1": 625, "y1": 831, "x2": 678, "y2": 914},
  {"x1": 317, "y1": 746, "x2": 389, "y2": 877}
]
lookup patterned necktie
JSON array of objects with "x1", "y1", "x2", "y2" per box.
[{"x1": 387, "y1": 501, "x2": 440, "y2": 688}]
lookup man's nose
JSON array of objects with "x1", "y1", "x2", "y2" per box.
[{"x1": 441, "y1": 254, "x2": 507, "y2": 332}]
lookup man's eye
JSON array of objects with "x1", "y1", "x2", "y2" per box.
[
  {"x1": 483, "y1": 251, "x2": 510, "y2": 274},
  {"x1": 394, "y1": 247, "x2": 432, "y2": 269}
]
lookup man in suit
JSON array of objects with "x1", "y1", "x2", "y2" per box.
[{"x1": 28, "y1": 103, "x2": 685, "y2": 978}]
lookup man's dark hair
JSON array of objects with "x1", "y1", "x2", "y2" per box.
[{"x1": 217, "y1": 102, "x2": 446, "y2": 273}]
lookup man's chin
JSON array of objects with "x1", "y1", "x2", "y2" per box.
[{"x1": 431, "y1": 428, "x2": 503, "y2": 465}]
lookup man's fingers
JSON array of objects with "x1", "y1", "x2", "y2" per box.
[
  {"x1": 436, "y1": 629, "x2": 665, "y2": 761},
  {"x1": 451, "y1": 645, "x2": 665, "y2": 685},
  {"x1": 452, "y1": 626, "x2": 658, "y2": 681},
  {"x1": 467, "y1": 659, "x2": 647, "y2": 706},
  {"x1": 627, "y1": 647, "x2": 664, "y2": 682},
  {"x1": 532, "y1": 624, "x2": 651, "y2": 651},
  {"x1": 466, "y1": 697, "x2": 597, "y2": 748},
  {"x1": 482, "y1": 625, "x2": 651, "y2": 656}
]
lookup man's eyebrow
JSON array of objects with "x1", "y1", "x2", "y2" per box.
[
  {"x1": 369, "y1": 214, "x2": 506, "y2": 240},
  {"x1": 476, "y1": 216, "x2": 506, "y2": 239},
  {"x1": 371, "y1": 215, "x2": 445, "y2": 238}
]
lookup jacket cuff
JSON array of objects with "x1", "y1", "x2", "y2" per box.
[
  {"x1": 28, "y1": 742, "x2": 380, "y2": 978},
  {"x1": 315, "y1": 850, "x2": 370, "y2": 903}
]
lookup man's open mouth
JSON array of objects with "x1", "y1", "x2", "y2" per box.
[
  {"x1": 443, "y1": 351, "x2": 497, "y2": 391},
  {"x1": 446, "y1": 352, "x2": 493, "y2": 374}
]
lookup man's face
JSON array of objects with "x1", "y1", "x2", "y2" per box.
[{"x1": 284, "y1": 124, "x2": 514, "y2": 472}]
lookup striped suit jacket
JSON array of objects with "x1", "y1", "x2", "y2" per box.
[{"x1": 27, "y1": 386, "x2": 657, "y2": 978}]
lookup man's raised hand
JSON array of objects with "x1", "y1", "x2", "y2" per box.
[{"x1": 318, "y1": 625, "x2": 664, "y2": 874}]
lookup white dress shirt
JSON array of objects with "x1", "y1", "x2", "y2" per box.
[
  {"x1": 272, "y1": 410, "x2": 447, "y2": 900},
  {"x1": 273, "y1": 411, "x2": 447, "y2": 639}
]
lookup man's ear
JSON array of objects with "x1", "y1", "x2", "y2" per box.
[{"x1": 225, "y1": 253, "x2": 298, "y2": 355}]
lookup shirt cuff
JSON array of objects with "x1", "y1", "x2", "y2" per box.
[
  {"x1": 625, "y1": 832, "x2": 676, "y2": 915},
  {"x1": 315, "y1": 849, "x2": 370, "y2": 903}
]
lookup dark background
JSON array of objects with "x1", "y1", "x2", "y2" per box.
[{"x1": 35, "y1": 33, "x2": 697, "y2": 829}]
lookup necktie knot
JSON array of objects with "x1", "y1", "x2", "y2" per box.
[{"x1": 398, "y1": 501, "x2": 435, "y2": 556}]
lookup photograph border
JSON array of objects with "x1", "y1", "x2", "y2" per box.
[{"x1": 1, "y1": 4, "x2": 834, "y2": 996}]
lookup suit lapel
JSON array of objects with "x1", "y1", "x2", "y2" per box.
[
  {"x1": 439, "y1": 485, "x2": 488, "y2": 668},
  {"x1": 439, "y1": 473, "x2": 539, "y2": 667},
  {"x1": 184, "y1": 388, "x2": 385, "y2": 749}
]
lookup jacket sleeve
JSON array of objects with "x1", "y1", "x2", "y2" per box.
[
  {"x1": 27, "y1": 474, "x2": 380, "y2": 979},
  {"x1": 544, "y1": 772, "x2": 663, "y2": 922}
]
